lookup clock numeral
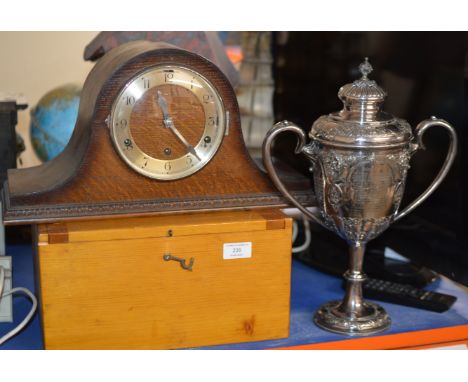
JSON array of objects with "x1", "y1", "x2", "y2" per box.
[
  {"x1": 118, "y1": 119, "x2": 128, "y2": 129},
  {"x1": 165, "y1": 72, "x2": 174, "y2": 82},
  {"x1": 141, "y1": 157, "x2": 148, "y2": 168},
  {"x1": 202, "y1": 94, "x2": 213, "y2": 104},
  {"x1": 186, "y1": 156, "x2": 193, "y2": 165},
  {"x1": 207, "y1": 116, "x2": 216, "y2": 126},
  {"x1": 190, "y1": 77, "x2": 196, "y2": 89},
  {"x1": 141, "y1": 78, "x2": 150, "y2": 89},
  {"x1": 164, "y1": 162, "x2": 172, "y2": 171},
  {"x1": 126, "y1": 96, "x2": 136, "y2": 105}
]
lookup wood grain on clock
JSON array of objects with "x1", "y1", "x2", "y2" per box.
[
  {"x1": 130, "y1": 84, "x2": 205, "y2": 160},
  {"x1": 2, "y1": 41, "x2": 313, "y2": 224}
]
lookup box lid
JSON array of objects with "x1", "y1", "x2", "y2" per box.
[{"x1": 38, "y1": 209, "x2": 289, "y2": 244}]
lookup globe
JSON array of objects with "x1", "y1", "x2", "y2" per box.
[{"x1": 30, "y1": 84, "x2": 81, "y2": 162}]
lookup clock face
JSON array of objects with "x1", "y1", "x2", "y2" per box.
[{"x1": 110, "y1": 65, "x2": 226, "y2": 180}]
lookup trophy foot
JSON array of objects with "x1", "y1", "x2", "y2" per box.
[{"x1": 313, "y1": 300, "x2": 391, "y2": 336}]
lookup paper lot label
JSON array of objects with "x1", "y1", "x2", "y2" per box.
[{"x1": 223, "y1": 242, "x2": 252, "y2": 259}]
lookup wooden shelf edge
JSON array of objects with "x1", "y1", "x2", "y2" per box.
[{"x1": 272, "y1": 324, "x2": 468, "y2": 350}]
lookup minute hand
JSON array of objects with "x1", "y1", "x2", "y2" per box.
[
  {"x1": 156, "y1": 91, "x2": 201, "y2": 161},
  {"x1": 168, "y1": 122, "x2": 201, "y2": 161}
]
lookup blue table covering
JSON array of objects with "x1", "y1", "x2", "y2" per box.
[
  {"x1": 1, "y1": 244, "x2": 467, "y2": 350},
  {"x1": 1, "y1": 245, "x2": 43, "y2": 350}
]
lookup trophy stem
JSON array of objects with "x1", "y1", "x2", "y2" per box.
[
  {"x1": 339, "y1": 242, "x2": 367, "y2": 317},
  {"x1": 313, "y1": 241, "x2": 391, "y2": 336}
]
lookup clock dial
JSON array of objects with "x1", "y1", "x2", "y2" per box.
[{"x1": 110, "y1": 65, "x2": 225, "y2": 180}]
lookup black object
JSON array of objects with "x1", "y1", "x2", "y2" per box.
[
  {"x1": 0, "y1": 94, "x2": 27, "y2": 186},
  {"x1": 358, "y1": 278, "x2": 457, "y2": 313},
  {"x1": 0, "y1": 94, "x2": 29, "y2": 246},
  {"x1": 294, "y1": 220, "x2": 439, "y2": 288}
]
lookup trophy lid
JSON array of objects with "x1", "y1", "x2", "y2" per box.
[
  {"x1": 310, "y1": 58, "x2": 413, "y2": 148},
  {"x1": 337, "y1": 58, "x2": 387, "y2": 103}
]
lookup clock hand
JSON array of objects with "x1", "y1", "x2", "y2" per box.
[
  {"x1": 157, "y1": 90, "x2": 170, "y2": 120},
  {"x1": 170, "y1": 127, "x2": 202, "y2": 161},
  {"x1": 156, "y1": 90, "x2": 202, "y2": 162}
]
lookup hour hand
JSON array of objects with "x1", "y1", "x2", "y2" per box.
[{"x1": 157, "y1": 90, "x2": 170, "y2": 121}]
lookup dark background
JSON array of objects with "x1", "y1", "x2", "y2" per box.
[{"x1": 271, "y1": 32, "x2": 467, "y2": 282}]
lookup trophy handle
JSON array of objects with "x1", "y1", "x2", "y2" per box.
[
  {"x1": 394, "y1": 117, "x2": 458, "y2": 222},
  {"x1": 262, "y1": 121, "x2": 326, "y2": 228}
]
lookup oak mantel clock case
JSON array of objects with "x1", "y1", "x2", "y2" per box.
[{"x1": 2, "y1": 41, "x2": 311, "y2": 225}]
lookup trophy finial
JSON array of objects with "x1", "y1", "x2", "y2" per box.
[
  {"x1": 359, "y1": 57, "x2": 373, "y2": 79},
  {"x1": 338, "y1": 56, "x2": 386, "y2": 104}
]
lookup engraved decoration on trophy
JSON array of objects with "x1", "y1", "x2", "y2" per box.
[{"x1": 262, "y1": 58, "x2": 458, "y2": 335}]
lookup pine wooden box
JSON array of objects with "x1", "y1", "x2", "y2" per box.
[{"x1": 34, "y1": 209, "x2": 292, "y2": 349}]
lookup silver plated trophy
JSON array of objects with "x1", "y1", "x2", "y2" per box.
[{"x1": 263, "y1": 58, "x2": 457, "y2": 335}]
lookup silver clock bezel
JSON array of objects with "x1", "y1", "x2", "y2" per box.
[{"x1": 109, "y1": 64, "x2": 226, "y2": 181}]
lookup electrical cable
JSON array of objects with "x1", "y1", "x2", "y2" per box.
[
  {"x1": 292, "y1": 220, "x2": 299, "y2": 243},
  {"x1": 0, "y1": 266, "x2": 4, "y2": 302},
  {"x1": 292, "y1": 218, "x2": 311, "y2": 254},
  {"x1": 0, "y1": 265, "x2": 38, "y2": 346}
]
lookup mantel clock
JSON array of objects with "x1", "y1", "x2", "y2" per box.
[{"x1": 2, "y1": 41, "x2": 310, "y2": 224}]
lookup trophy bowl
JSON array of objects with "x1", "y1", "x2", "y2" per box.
[{"x1": 262, "y1": 58, "x2": 457, "y2": 335}]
